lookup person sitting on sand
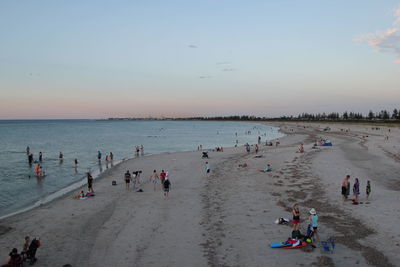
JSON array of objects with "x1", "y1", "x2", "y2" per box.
[
  {"x1": 264, "y1": 164, "x2": 272, "y2": 172},
  {"x1": 353, "y1": 178, "x2": 360, "y2": 203},
  {"x1": 2, "y1": 248, "x2": 23, "y2": 267},
  {"x1": 297, "y1": 144, "x2": 304, "y2": 153},
  {"x1": 312, "y1": 141, "x2": 318, "y2": 149},
  {"x1": 238, "y1": 162, "x2": 248, "y2": 168}
]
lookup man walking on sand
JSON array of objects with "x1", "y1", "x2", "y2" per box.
[{"x1": 163, "y1": 177, "x2": 171, "y2": 198}]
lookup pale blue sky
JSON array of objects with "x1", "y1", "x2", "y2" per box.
[{"x1": 1, "y1": 1, "x2": 399, "y2": 119}]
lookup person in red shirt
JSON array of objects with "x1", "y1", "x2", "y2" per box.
[{"x1": 160, "y1": 170, "x2": 166, "y2": 186}]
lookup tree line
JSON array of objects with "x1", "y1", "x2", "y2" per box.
[
  {"x1": 107, "y1": 109, "x2": 400, "y2": 123},
  {"x1": 178, "y1": 109, "x2": 400, "y2": 122}
]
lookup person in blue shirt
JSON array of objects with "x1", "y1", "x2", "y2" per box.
[{"x1": 309, "y1": 208, "x2": 319, "y2": 241}]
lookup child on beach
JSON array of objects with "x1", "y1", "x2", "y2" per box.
[
  {"x1": 308, "y1": 208, "x2": 319, "y2": 241},
  {"x1": 292, "y1": 204, "x2": 300, "y2": 231},
  {"x1": 353, "y1": 178, "x2": 360, "y2": 203},
  {"x1": 366, "y1": 180, "x2": 371, "y2": 200},
  {"x1": 163, "y1": 177, "x2": 171, "y2": 198},
  {"x1": 150, "y1": 170, "x2": 159, "y2": 191},
  {"x1": 21, "y1": 236, "x2": 30, "y2": 260}
]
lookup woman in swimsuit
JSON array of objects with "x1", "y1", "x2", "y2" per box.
[{"x1": 292, "y1": 203, "x2": 300, "y2": 230}]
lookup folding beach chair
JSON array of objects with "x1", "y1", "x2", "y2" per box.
[{"x1": 321, "y1": 236, "x2": 335, "y2": 254}]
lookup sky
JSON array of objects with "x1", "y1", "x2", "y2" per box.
[{"x1": 0, "y1": 0, "x2": 400, "y2": 119}]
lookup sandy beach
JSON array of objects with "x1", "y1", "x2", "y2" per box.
[{"x1": 1, "y1": 122, "x2": 399, "y2": 267}]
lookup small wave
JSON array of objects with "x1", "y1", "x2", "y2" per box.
[{"x1": 1, "y1": 151, "x2": 26, "y2": 154}]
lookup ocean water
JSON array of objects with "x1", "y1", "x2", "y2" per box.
[{"x1": 0, "y1": 120, "x2": 284, "y2": 217}]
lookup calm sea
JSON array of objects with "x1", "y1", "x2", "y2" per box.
[{"x1": 0, "y1": 120, "x2": 283, "y2": 217}]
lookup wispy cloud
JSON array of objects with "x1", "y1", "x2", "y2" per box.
[
  {"x1": 356, "y1": 8, "x2": 400, "y2": 64},
  {"x1": 222, "y1": 68, "x2": 235, "y2": 72},
  {"x1": 188, "y1": 44, "x2": 197, "y2": 48},
  {"x1": 198, "y1": 75, "x2": 211, "y2": 79}
]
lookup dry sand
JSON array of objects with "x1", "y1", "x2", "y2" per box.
[{"x1": 0, "y1": 122, "x2": 399, "y2": 267}]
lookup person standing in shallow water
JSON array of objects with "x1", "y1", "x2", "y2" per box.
[
  {"x1": 39, "y1": 151, "x2": 43, "y2": 162},
  {"x1": 97, "y1": 151, "x2": 101, "y2": 161},
  {"x1": 28, "y1": 153, "x2": 33, "y2": 165},
  {"x1": 26, "y1": 146, "x2": 30, "y2": 155}
]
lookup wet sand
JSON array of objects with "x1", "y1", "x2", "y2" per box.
[{"x1": 0, "y1": 122, "x2": 399, "y2": 266}]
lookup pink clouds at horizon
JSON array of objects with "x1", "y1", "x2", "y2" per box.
[{"x1": 357, "y1": 8, "x2": 400, "y2": 64}]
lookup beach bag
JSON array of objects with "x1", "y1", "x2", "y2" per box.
[
  {"x1": 291, "y1": 230, "x2": 301, "y2": 239},
  {"x1": 112, "y1": 180, "x2": 117, "y2": 186}
]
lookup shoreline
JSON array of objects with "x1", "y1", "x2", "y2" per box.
[
  {"x1": 0, "y1": 123, "x2": 285, "y2": 221},
  {"x1": 1, "y1": 122, "x2": 399, "y2": 266}
]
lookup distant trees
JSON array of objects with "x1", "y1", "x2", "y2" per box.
[
  {"x1": 392, "y1": 109, "x2": 399, "y2": 119},
  {"x1": 107, "y1": 108, "x2": 400, "y2": 123},
  {"x1": 280, "y1": 109, "x2": 399, "y2": 122}
]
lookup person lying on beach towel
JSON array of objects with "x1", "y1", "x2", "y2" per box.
[
  {"x1": 74, "y1": 191, "x2": 95, "y2": 199},
  {"x1": 238, "y1": 162, "x2": 248, "y2": 167}
]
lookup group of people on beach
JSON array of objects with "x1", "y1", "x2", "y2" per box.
[
  {"x1": 291, "y1": 203, "x2": 320, "y2": 241},
  {"x1": 122, "y1": 169, "x2": 171, "y2": 197},
  {"x1": 149, "y1": 170, "x2": 171, "y2": 196},
  {"x1": 124, "y1": 170, "x2": 142, "y2": 190},
  {"x1": 134, "y1": 145, "x2": 144, "y2": 156},
  {"x1": 97, "y1": 151, "x2": 114, "y2": 162},
  {"x1": 1, "y1": 236, "x2": 40, "y2": 267},
  {"x1": 341, "y1": 175, "x2": 371, "y2": 204}
]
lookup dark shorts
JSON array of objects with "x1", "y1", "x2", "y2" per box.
[
  {"x1": 313, "y1": 227, "x2": 318, "y2": 230},
  {"x1": 206, "y1": 169, "x2": 210, "y2": 173},
  {"x1": 164, "y1": 188, "x2": 169, "y2": 192},
  {"x1": 125, "y1": 179, "x2": 130, "y2": 183},
  {"x1": 341, "y1": 186, "x2": 347, "y2": 195}
]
